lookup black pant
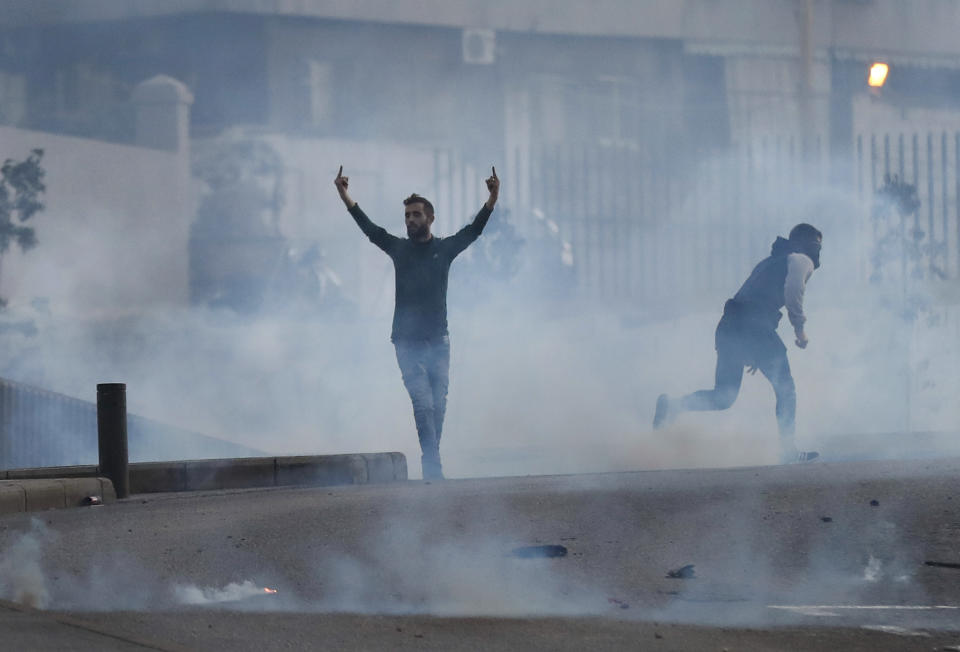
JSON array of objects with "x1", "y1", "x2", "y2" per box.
[{"x1": 679, "y1": 308, "x2": 796, "y2": 437}]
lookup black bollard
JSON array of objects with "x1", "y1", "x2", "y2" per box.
[{"x1": 97, "y1": 383, "x2": 129, "y2": 499}]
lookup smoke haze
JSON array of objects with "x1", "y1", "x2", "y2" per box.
[
  {"x1": 3, "y1": 9, "x2": 960, "y2": 647},
  {"x1": 1, "y1": 4, "x2": 959, "y2": 475},
  {"x1": 2, "y1": 160, "x2": 960, "y2": 476}
]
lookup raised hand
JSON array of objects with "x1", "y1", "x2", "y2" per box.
[
  {"x1": 334, "y1": 165, "x2": 355, "y2": 208},
  {"x1": 485, "y1": 166, "x2": 499, "y2": 209},
  {"x1": 334, "y1": 165, "x2": 349, "y2": 193}
]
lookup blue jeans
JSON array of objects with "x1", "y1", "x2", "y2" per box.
[{"x1": 394, "y1": 336, "x2": 450, "y2": 473}]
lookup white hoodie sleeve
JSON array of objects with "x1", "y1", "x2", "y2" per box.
[{"x1": 785, "y1": 252, "x2": 815, "y2": 332}]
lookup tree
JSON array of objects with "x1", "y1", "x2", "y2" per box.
[
  {"x1": 1, "y1": 149, "x2": 45, "y2": 253},
  {"x1": 0, "y1": 149, "x2": 46, "y2": 307},
  {"x1": 868, "y1": 173, "x2": 947, "y2": 435},
  {"x1": 870, "y1": 173, "x2": 924, "y2": 289}
]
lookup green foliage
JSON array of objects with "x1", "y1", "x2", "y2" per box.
[
  {"x1": 870, "y1": 174, "x2": 954, "y2": 331},
  {"x1": 869, "y1": 173, "x2": 947, "y2": 292},
  {"x1": 875, "y1": 173, "x2": 920, "y2": 218},
  {"x1": 0, "y1": 149, "x2": 45, "y2": 257}
]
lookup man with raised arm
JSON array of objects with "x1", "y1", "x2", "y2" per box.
[
  {"x1": 334, "y1": 166, "x2": 500, "y2": 480},
  {"x1": 652, "y1": 223, "x2": 823, "y2": 464}
]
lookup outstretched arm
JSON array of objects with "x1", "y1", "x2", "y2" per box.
[
  {"x1": 448, "y1": 167, "x2": 499, "y2": 258},
  {"x1": 334, "y1": 165, "x2": 396, "y2": 253},
  {"x1": 334, "y1": 165, "x2": 356, "y2": 209},
  {"x1": 485, "y1": 166, "x2": 499, "y2": 211}
]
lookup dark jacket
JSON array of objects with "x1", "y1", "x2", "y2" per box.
[
  {"x1": 349, "y1": 203, "x2": 491, "y2": 341},
  {"x1": 726, "y1": 237, "x2": 800, "y2": 331}
]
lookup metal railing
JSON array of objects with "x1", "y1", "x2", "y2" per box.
[
  {"x1": 857, "y1": 130, "x2": 960, "y2": 280},
  {"x1": 431, "y1": 131, "x2": 960, "y2": 310},
  {"x1": 0, "y1": 377, "x2": 262, "y2": 471}
]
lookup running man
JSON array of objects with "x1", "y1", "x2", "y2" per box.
[{"x1": 653, "y1": 224, "x2": 823, "y2": 464}]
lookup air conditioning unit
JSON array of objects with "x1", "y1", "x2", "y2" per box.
[{"x1": 462, "y1": 28, "x2": 496, "y2": 65}]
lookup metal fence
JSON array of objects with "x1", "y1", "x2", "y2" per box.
[
  {"x1": 0, "y1": 377, "x2": 263, "y2": 471},
  {"x1": 856, "y1": 130, "x2": 960, "y2": 281},
  {"x1": 434, "y1": 137, "x2": 832, "y2": 310},
  {"x1": 433, "y1": 130, "x2": 960, "y2": 310}
]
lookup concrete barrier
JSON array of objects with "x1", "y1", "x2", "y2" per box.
[
  {"x1": 0, "y1": 482, "x2": 26, "y2": 513},
  {"x1": 0, "y1": 452, "x2": 407, "y2": 514},
  {"x1": 127, "y1": 461, "x2": 187, "y2": 494},
  {"x1": 22, "y1": 479, "x2": 69, "y2": 511},
  {"x1": 275, "y1": 454, "x2": 367, "y2": 487},
  {"x1": 367, "y1": 451, "x2": 407, "y2": 483},
  {"x1": 0, "y1": 477, "x2": 115, "y2": 514},
  {"x1": 182, "y1": 457, "x2": 277, "y2": 492}
]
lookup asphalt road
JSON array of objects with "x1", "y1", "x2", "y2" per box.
[{"x1": 1, "y1": 457, "x2": 959, "y2": 650}]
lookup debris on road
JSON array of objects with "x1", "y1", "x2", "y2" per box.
[
  {"x1": 820, "y1": 516, "x2": 833, "y2": 522},
  {"x1": 925, "y1": 560, "x2": 960, "y2": 570},
  {"x1": 511, "y1": 544, "x2": 568, "y2": 558},
  {"x1": 81, "y1": 496, "x2": 102, "y2": 506},
  {"x1": 666, "y1": 564, "x2": 696, "y2": 579},
  {"x1": 607, "y1": 597, "x2": 629, "y2": 609},
  {"x1": 870, "y1": 499, "x2": 879, "y2": 506}
]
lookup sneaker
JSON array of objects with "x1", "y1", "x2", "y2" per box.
[{"x1": 653, "y1": 394, "x2": 673, "y2": 430}]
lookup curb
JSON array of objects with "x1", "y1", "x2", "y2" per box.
[
  {"x1": 0, "y1": 477, "x2": 116, "y2": 514},
  {"x1": 0, "y1": 452, "x2": 406, "y2": 515}
]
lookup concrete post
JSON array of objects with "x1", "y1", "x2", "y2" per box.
[
  {"x1": 97, "y1": 383, "x2": 129, "y2": 499},
  {"x1": 131, "y1": 75, "x2": 194, "y2": 153}
]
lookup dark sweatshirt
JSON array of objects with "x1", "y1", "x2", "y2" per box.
[
  {"x1": 729, "y1": 236, "x2": 815, "y2": 332},
  {"x1": 349, "y1": 203, "x2": 492, "y2": 342}
]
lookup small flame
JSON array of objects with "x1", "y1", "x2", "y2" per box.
[
  {"x1": 263, "y1": 587, "x2": 278, "y2": 594},
  {"x1": 868, "y1": 62, "x2": 889, "y2": 88}
]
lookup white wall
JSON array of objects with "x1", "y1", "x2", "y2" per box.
[{"x1": 0, "y1": 126, "x2": 192, "y2": 318}]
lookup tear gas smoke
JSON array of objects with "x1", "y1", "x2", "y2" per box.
[
  {"x1": 0, "y1": 518, "x2": 51, "y2": 609},
  {"x1": 173, "y1": 580, "x2": 277, "y2": 606},
  {"x1": 2, "y1": 166, "x2": 960, "y2": 476},
  {"x1": 1, "y1": 12, "x2": 960, "y2": 476}
]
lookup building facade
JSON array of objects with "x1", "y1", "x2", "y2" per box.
[{"x1": 2, "y1": 0, "x2": 959, "y2": 313}]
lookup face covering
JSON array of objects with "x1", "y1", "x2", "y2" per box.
[{"x1": 798, "y1": 239, "x2": 821, "y2": 269}]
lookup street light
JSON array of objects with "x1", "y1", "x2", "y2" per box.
[{"x1": 868, "y1": 61, "x2": 889, "y2": 88}]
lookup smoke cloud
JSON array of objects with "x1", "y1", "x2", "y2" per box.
[
  {"x1": 2, "y1": 170, "x2": 960, "y2": 476},
  {"x1": 0, "y1": 518, "x2": 52, "y2": 609},
  {"x1": 1, "y1": 7, "x2": 959, "y2": 477}
]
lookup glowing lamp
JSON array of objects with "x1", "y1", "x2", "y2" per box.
[{"x1": 868, "y1": 62, "x2": 889, "y2": 88}]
